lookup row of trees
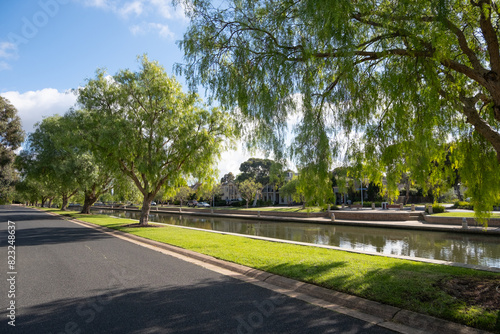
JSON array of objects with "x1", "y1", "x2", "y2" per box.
[
  {"x1": 0, "y1": 97, "x2": 25, "y2": 203},
  {"x1": 15, "y1": 56, "x2": 234, "y2": 226}
]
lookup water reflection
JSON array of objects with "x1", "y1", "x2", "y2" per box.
[{"x1": 94, "y1": 209, "x2": 500, "y2": 268}]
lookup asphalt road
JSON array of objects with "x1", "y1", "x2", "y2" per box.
[{"x1": 0, "y1": 206, "x2": 395, "y2": 334}]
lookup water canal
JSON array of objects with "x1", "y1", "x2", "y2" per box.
[{"x1": 93, "y1": 208, "x2": 500, "y2": 268}]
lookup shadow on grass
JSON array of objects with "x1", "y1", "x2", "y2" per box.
[{"x1": 265, "y1": 261, "x2": 349, "y2": 279}]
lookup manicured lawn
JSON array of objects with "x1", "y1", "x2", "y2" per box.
[
  {"x1": 164, "y1": 205, "x2": 324, "y2": 213},
  {"x1": 433, "y1": 212, "x2": 500, "y2": 218},
  {"x1": 42, "y1": 208, "x2": 500, "y2": 332}
]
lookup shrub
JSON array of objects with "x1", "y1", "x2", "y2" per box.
[
  {"x1": 323, "y1": 204, "x2": 340, "y2": 211},
  {"x1": 231, "y1": 200, "x2": 246, "y2": 207},
  {"x1": 256, "y1": 199, "x2": 273, "y2": 207},
  {"x1": 453, "y1": 201, "x2": 474, "y2": 210},
  {"x1": 426, "y1": 204, "x2": 445, "y2": 214}
]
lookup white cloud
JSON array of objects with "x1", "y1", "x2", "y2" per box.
[
  {"x1": 118, "y1": 1, "x2": 144, "y2": 18},
  {"x1": 130, "y1": 22, "x2": 174, "y2": 39},
  {"x1": 80, "y1": 0, "x2": 116, "y2": 10},
  {"x1": 79, "y1": 0, "x2": 186, "y2": 20},
  {"x1": 149, "y1": 0, "x2": 186, "y2": 20},
  {"x1": 1, "y1": 89, "x2": 77, "y2": 134},
  {"x1": 0, "y1": 61, "x2": 11, "y2": 71},
  {"x1": 129, "y1": 24, "x2": 144, "y2": 35},
  {"x1": 0, "y1": 42, "x2": 18, "y2": 70},
  {"x1": 0, "y1": 42, "x2": 17, "y2": 59}
]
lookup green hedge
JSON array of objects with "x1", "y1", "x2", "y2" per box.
[
  {"x1": 453, "y1": 201, "x2": 474, "y2": 210},
  {"x1": 426, "y1": 204, "x2": 446, "y2": 214}
]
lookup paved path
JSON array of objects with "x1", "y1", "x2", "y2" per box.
[{"x1": 0, "y1": 206, "x2": 395, "y2": 334}]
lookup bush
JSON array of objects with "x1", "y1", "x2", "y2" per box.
[
  {"x1": 426, "y1": 204, "x2": 445, "y2": 214},
  {"x1": 323, "y1": 204, "x2": 340, "y2": 211},
  {"x1": 231, "y1": 200, "x2": 246, "y2": 207},
  {"x1": 453, "y1": 201, "x2": 474, "y2": 210},
  {"x1": 256, "y1": 199, "x2": 273, "y2": 207}
]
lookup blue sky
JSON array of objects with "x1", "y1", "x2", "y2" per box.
[{"x1": 0, "y1": 0, "x2": 261, "y2": 176}]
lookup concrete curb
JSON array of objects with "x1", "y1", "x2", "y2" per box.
[{"x1": 51, "y1": 213, "x2": 491, "y2": 334}]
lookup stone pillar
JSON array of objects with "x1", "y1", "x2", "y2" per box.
[
  {"x1": 341, "y1": 203, "x2": 345, "y2": 209},
  {"x1": 411, "y1": 204, "x2": 415, "y2": 211},
  {"x1": 179, "y1": 207, "x2": 182, "y2": 213},
  {"x1": 462, "y1": 217, "x2": 468, "y2": 229},
  {"x1": 331, "y1": 212, "x2": 335, "y2": 222},
  {"x1": 327, "y1": 204, "x2": 331, "y2": 212},
  {"x1": 211, "y1": 208, "x2": 214, "y2": 214},
  {"x1": 400, "y1": 203, "x2": 404, "y2": 210},
  {"x1": 371, "y1": 202, "x2": 375, "y2": 210},
  {"x1": 427, "y1": 204, "x2": 433, "y2": 214}
]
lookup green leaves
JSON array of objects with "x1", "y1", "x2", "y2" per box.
[
  {"x1": 179, "y1": 0, "x2": 500, "y2": 220},
  {"x1": 78, "y1": 55, "x2": 234, "y2": 224},
  {"x1": 237, "y1": 178, "x2": 262, "y2": 208}
]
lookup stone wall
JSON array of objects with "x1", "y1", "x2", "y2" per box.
[
  {"x1": 155, "y1": 207, "x2": 327, "y2": 218},
  {"x1": 330, "y1": 211, "x2": 410, "y2": 221},
  {"x1": 423, "y1": 215, "x2": 500, "y2": 227}
]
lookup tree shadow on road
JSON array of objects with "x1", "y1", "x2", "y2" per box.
[
  {"x1": 13, "y1": 226, "x2": 113, "y2": 247},
  {"x1": 2, "y1": 277, "x2": 391, "y2": 334}
]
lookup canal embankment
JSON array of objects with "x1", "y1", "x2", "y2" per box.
[{"x1": 93, "y1": 204, "x2": 500, "y2": 233}]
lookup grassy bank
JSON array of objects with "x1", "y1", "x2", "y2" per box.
[
  {"x1": 46, "y1": 208, "x2": 499, "y2": 332},
  {"x1": 433, "y1": 212, "x2": 500, "y2": 218},
  {"x1": 178, "y1": 205, "x2": 323, "y2": 212}
]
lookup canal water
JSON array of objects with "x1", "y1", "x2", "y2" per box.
[{"x1": 93, "y1": 209, "x2": 500, "y2": 268}]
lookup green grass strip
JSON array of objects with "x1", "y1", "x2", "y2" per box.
[
  {"x1": 44, "y1": 208, "x2": 499, "y2": 332},
  {"x1": 433, "y1": 212, "x2": 500, "y2": 218}
]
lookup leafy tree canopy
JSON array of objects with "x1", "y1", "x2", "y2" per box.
[
  {"x1": 237, "y1": 178, "x2": 262, "y2": 208},
  {"x1": 0, "y1": 97, "x2": 24, "y2": 203},
  {"x1": 220, "y1": 172, "x2": 235, "y2": 184},
  {"x1": 236, "y1": 157, "x2": 274, "y2": 185},
  {"x1": 20, "y1": 115, "x2": 83, "y2": 210},
  {"x1": 178, "y1": 0, "x2": 500, "y2": 220},
  {"x1": 77, "y1": 55, "x2": 235, "y2": 225}
]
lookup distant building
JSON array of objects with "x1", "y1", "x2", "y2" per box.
[
  {"x1": 261, "y1": 170, "x2": 296, "y2": 205},
  {"x1": 221, "y1": 181, "x2": 242, "y2": 202}
]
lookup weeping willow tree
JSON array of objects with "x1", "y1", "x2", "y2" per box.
[{"x1": 177, "y1": 0, "x2": 500, "y2": 220}]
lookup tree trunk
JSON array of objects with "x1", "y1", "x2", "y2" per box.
[
  {"x1": 405, "y1": 177, "x2": 410, "y2": 205},
  {"x1": 61, "y1": 194, "x2": 69, "y2": 211},
  {"x1": 139, "y1": 194, "x2": 155, "y2": 226},
  {"x1": 454, "y1": 184, "x2": 463, "y2": 201},
  {"x1": 81, "y1": 193, "x2": 98, "y2": 214}
]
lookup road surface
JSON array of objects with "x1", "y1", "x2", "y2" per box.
[{"x1": 0, "y1": 206, "x2": 395, "y2": 333}]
